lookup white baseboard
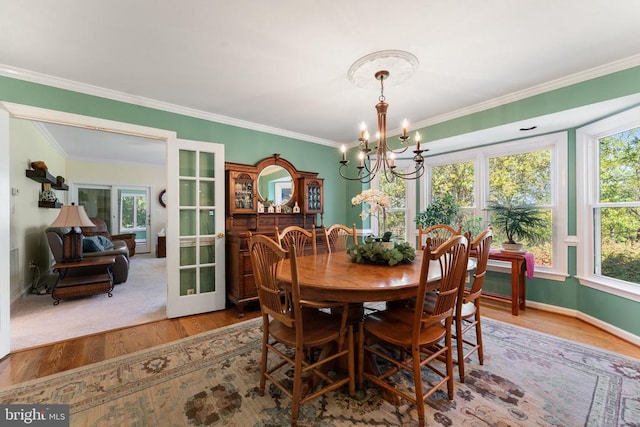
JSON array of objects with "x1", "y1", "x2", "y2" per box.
[{"x1": 526, "y1": 300, "x2": 640, "y2": 347}]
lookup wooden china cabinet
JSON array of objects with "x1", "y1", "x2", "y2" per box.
[{"x1": 225, "y1": 154, "x2": 324, "y2": 316}]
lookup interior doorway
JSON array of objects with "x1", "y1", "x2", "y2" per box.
[{"x1": 3, "y1": 102, "x2": 176, "y2": 352}]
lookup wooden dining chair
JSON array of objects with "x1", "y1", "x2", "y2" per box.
[
  {"x1": 249, "y1": 234, "x2": 355, "y2": 426},
  {"x1": 417, "y1": 224, "x2": 461, "y2": 250},
  {"x1": 418, "y1": 225, "x2": 463, "y2": 311},
  {"x1": 323, "y1": 223, "x2": 357, "y2": 253},
  {"x1": 276, "y1": 225, "x2": 317, "y2": 256},
  {"x1": 358, "y1": 235, "x2": 469, "y2": 427},
  {"x1": 454, "y1": 228, "x2": 493, "y2": 382}
]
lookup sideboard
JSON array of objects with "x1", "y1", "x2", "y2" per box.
[{"x1": 225, "y1": 154, "x2": 325, "y2": 316}]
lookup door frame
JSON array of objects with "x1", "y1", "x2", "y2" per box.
[
  {"x1": 1, "y1": 101, "x2": 177, "y2": 354},
  {"x1": 0, "y1": 108, "x2": 10, "y2": 358}
]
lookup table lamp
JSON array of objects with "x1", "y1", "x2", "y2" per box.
[{"x1": 50, "y1": 203, "x2": 95, "y2": 262}]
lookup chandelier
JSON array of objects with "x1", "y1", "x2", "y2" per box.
[{"x1": 339, "y1": 56, "x2": 427, "y2": 183}]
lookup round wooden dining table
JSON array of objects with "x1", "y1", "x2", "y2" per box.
[{"x1": 277, "y1": 251, "x2": 476, "y2": 304}]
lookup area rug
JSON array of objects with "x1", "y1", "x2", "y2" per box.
[
  {"x1": 10, "y1": 254, "x2": 166, "y2": 350},
  {"x1": 1, "y1": 318, "x2": 638, "y2": 426}
]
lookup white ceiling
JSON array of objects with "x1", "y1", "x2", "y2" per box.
[{"x1": 3, "y1": 0, "x2": 640, "y2": 165}]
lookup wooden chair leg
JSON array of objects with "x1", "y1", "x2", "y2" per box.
[
  {"x1": 446, "y1": 333, "x2": 454, "y2": 399},
  {"x1": 476, "y1": 308, "x2": 484, "y2": 365},
  {"x1": 412, "y1": 348, "x2": 426, "y2": 427},
  {"x1": 291, "y1": 348, "x2": 304, "y2": 426},
  {"x1": 357, "y1": 322, "x2": 365, "y2": 389},
  {"x1": 347, "y1": 325, "x2": 355, "y2": 397},
  {"x1": 259, "y1": 319, "x2": 269, "y2": 395},
  {"x1": 456, "y1": 316, "x2": 465, "y2": 382}
]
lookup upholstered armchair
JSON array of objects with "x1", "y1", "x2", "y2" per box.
[
  {"x1": 46, "y1": 227, "x2": 130, "y2": 284},
  {"x1": 81, "y1": 217, "x2": 136, "y2": 256}
]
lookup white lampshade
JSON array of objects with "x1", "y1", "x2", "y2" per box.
[{"x1": 50, "y1": 204, "x2": 95, "y2": 228}]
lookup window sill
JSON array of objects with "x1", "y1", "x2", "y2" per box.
[
  {"x1": 576, "y1": 275, "x2": 640, "y2": 302},
  {"x1": 487, "y1": 262, "x2": 568, "y2": 282}
]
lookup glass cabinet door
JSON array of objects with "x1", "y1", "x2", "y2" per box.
[
  {"x1": 233, "y1": 173, "x2": 254, "y2": 210},
  {"x1": 302, "y1": 178, "x2": 324, "y2": 214}
]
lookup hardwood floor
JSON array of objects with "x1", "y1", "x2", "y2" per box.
[{"x1": 1, "y1": 299, "x2": 638, "y2": 388}]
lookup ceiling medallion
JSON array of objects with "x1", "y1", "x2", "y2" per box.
[
  {"x1": 340, "y1": 51, "x2": 426, "y2": 183},
  {"x1": 347, "y1": 50, "x2": 419, "y2": 89}
]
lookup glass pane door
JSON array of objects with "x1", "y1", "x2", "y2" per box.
[
  {"x1": 78, "y1": 185, "x2": 112, "y2": 228},
  {"x1": 119, "y1": 188, "x2": 149, "y2": 253},
  {"x1": 167, "y1": 138, "x2": 225, "y2": 317}
]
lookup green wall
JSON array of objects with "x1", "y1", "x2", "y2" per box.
[
  {"x1": 3, "y1": 66, "x2": 640, "y2": 338},
  {"x1": 0, "y1": 75, "x2": 346, "y2": 227}
]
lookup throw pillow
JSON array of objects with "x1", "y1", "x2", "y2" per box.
[
  {"x1": 96, "y1": 235, "x2": 115, "y2": 250},
  {"x1": 82, "y1": 236, "x2": 104, "y2": 253}
]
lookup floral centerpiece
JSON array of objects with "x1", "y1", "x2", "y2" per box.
[
  {"x1": 348, "y1": 240, "x2": 416, "y2": 266},
  {"x1": 349, "y1": 189, "x2": 415, "y2": 266},
  {"x1": 352, "y1": 189, "x2": 391, "y2": 239}
]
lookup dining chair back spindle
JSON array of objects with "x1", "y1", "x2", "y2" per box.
[
  {"x1": 249, "y1": 234, "x2": 354, "y2": 426},
  {"x1": 417, "y1": 224, "x2": 461, "y2": 250},
  {"x1": 323, "y1": 223, "x2": 357, "y2": 253},
  {"x1": 276, "y1": 225, "x2": 317, "y2": 256},
  {"x1": 358, "y1": 234, "x2": 469, "y2": 427}
]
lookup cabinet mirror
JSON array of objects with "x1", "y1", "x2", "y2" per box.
[{"x1": 256, "y1": 162, "x2": 296, "y2": 206}]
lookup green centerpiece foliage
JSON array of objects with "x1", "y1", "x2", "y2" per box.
[{"x1": 347, "y1": 241, "x2": 416, "y2": 266}]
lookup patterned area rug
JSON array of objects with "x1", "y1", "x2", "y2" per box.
[{"x1": 1, "y1": 317, "x2": 639, "y2": 426}]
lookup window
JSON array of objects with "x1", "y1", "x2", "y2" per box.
[
  {"x1": 421, "y1": 132, "x2": 568, "y2": 279},
  {"x1": 577, "y1": 106, "x2": 640, "y2": 300},
  {"x1": 372, "y1": 161, "x2": 416, "y2": 242},
  {"x1": 431, "y1": 161, "x2": 476, "y2": 227},
  {"x1": 488, "y1": 150, "x2": 553, "y2": 267},
  {"x1": 120, "y1": 192, "x2": 147, "y2": 235}
]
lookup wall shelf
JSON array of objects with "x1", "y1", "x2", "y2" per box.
[
  {"x1": 25, "y1": 169, "x2": 68, "y2": 191},
  {"x1": 26, "y1": 168, "x2": 68, "y2": 208},
  {"x1": 38, "y1": 201, "x2": 63, "y2": 209}
]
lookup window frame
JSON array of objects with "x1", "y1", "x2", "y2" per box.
[
  {"x1": 576, "y1": 106, "x2": 640, "y2": 302},
  {"x1": 371, "y1": 159, "x2": 417, "y2": 242},
  {"x1": 119, "y1": 191, "x2": 147, "y2": 234},
  {"x1": 419, "y1": 131, "x2": 569, "y2": 281}
]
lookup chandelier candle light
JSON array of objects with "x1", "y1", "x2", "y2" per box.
[{"x1": 339, "y1": 51, "x2": 428, "y2": 183}]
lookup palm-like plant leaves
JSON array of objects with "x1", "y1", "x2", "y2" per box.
[{"x1": 487, "y1": 201, "x2": 546, "y2": 244}]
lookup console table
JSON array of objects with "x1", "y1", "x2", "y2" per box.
[
  {"x1": 479, "y1": 250, "x2": 531, "y2": 316},
  {"x1": 156, "y1": 235, "x2": 166, "y2": 258},
  {"x1": 51, "y1": 255, "x2": 115, "y2": 305}
]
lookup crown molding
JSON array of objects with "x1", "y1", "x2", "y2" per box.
[
  {"x1": 31, "y1": 121, "x2": 67, "y2": 158},
  {"x1": 3, "y1": 54, "x2": 640, "y2": 149},
  {"x1": 411, "y1": 54, "x2": 640, "y2": 131},
  {"x1": 0, "y1": 65, "x2": 337, "y2": 147}
]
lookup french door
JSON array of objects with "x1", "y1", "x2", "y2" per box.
[{"x1": 166, "y1": 138, "x2": 225, "y2": 318}]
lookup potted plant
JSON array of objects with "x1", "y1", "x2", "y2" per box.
[
  {"x1": 462, "y1": 216, "x2": 485, "y2": 240},
  {"x1": 415, "y1": 193, "x2": 460, "y2": 229},
  {"x1": 486, "y1": 198, "x2": 547, "y2": 251}
]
